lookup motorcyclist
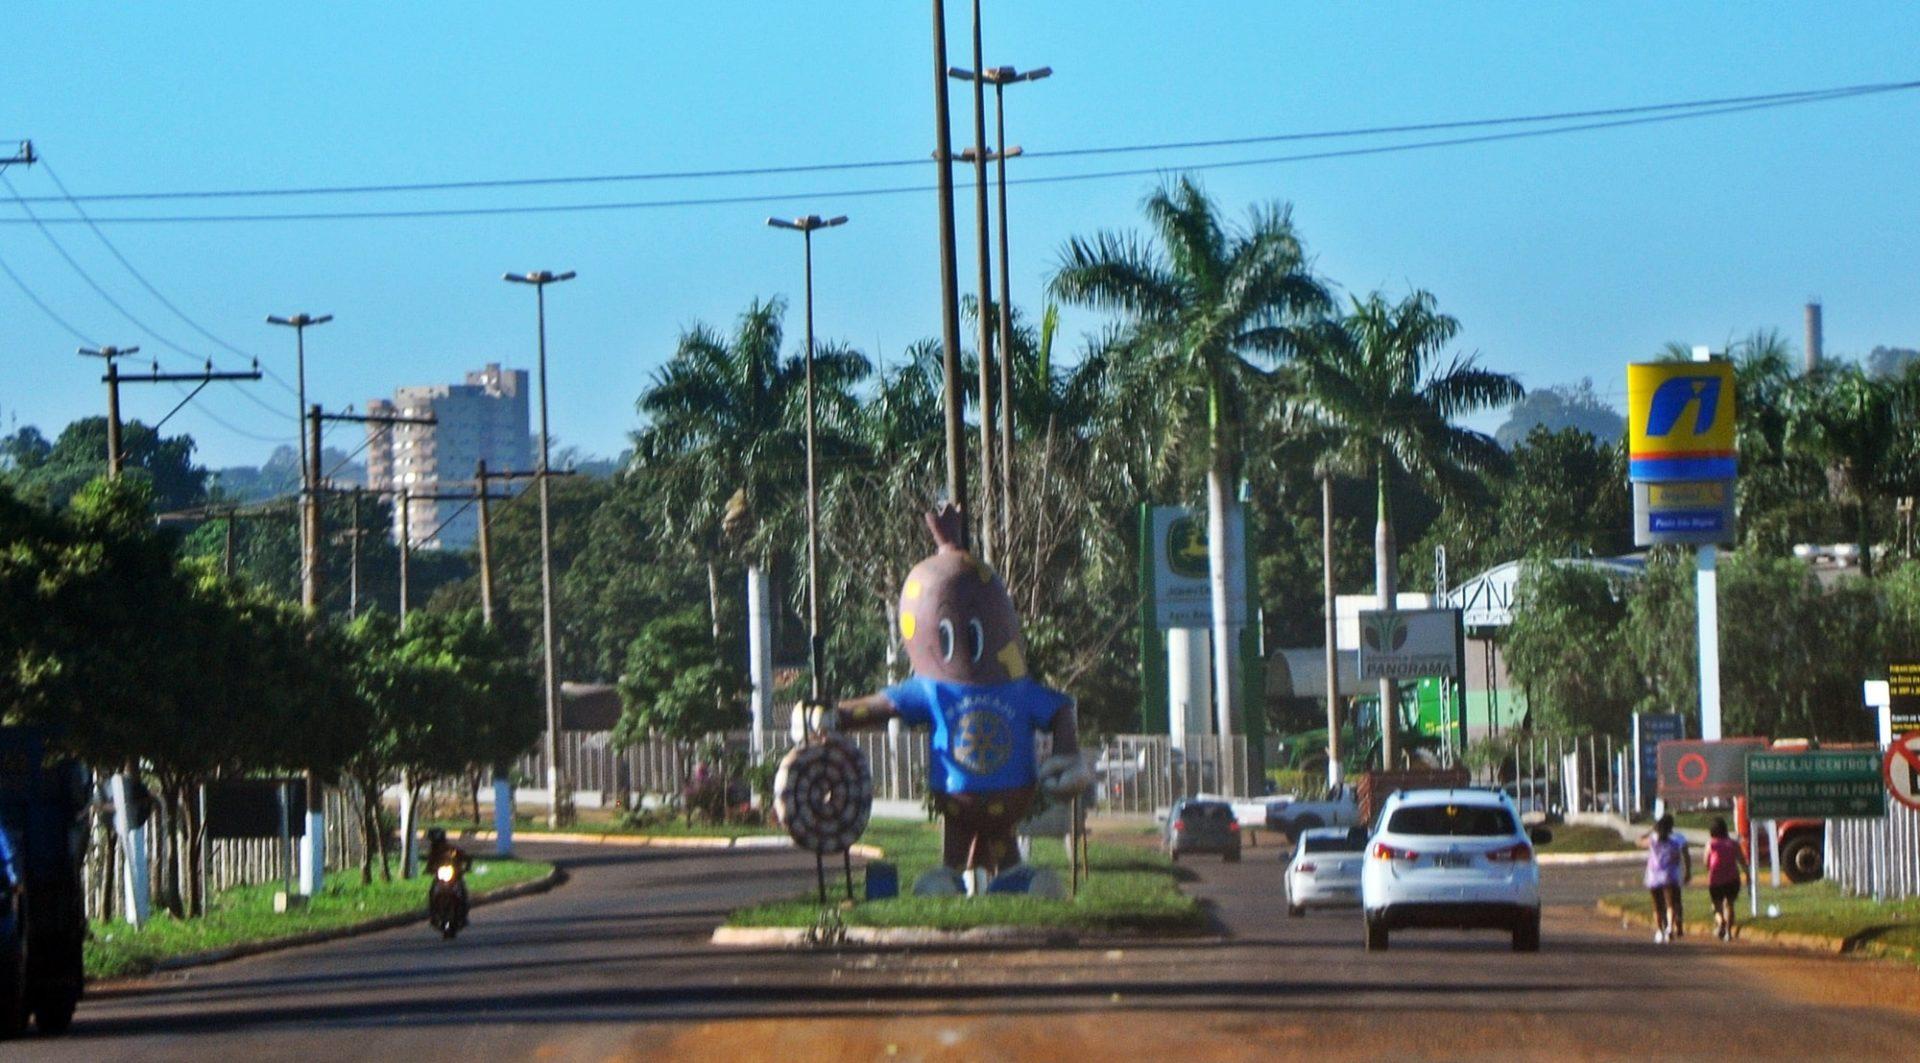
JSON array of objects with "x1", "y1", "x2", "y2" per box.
[{"x1": 423, "y1": 828, "x2": 472, "y2": 928}]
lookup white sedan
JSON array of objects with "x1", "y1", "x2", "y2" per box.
[{"x1": 1284, "y1": 826, "x2": 1367, "y2": 916}]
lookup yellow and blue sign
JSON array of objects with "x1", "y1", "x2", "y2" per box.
[{"x1": 1626, "y1": 361, "x2": 1737, "y2": 481}]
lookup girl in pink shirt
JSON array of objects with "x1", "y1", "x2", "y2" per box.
[{"x1": 1706, "y1": 817, "x2": 1747, "y2": 940}]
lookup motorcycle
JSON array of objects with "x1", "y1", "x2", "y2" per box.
[{"x1": 427, "y1": 859, "x2": 469, "y2": 939}]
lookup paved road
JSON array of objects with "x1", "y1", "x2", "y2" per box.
[{"x1": 17, "y1": 839, "x2": 1920, "y2": 1060}]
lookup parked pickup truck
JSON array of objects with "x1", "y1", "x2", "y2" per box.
[{"x1": 1264, "y1": 784, "x2": 1362, "y2": 841}]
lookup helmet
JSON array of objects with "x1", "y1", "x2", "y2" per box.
[{"x1": 426, "y1": 827, "x2": 448, "y2": 846}]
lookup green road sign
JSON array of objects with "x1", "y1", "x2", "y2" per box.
[{"x1": 1745, "y1": 750, "x2": 1886, "y2": 819}]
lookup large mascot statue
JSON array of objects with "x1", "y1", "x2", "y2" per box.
[{"x1": 794, "y1": 505, "x2": 1091, "y2": 893}]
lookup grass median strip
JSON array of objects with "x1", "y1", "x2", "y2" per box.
[
  {"x1": 727, "y1": 818, "x2": 1205, "y2": 935},
  {"x1": 85, "y1": 857, "x2": 555, "y2": 980},
  {"x1": 1602, "y1": 880, "x2": 1920, "y2": 959}
]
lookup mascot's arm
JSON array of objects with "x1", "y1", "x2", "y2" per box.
[
  {"x1": 834, "y1": 693, "x2": 900, "y2": 731},
  {"x1": 789, "y1": 693, "x2": 899, "y2": 742}
]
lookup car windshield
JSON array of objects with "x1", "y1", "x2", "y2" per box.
[
  {"x1": 1385, "y1": 803, "x2": 1517, "y2": 837},
  {"x1": 1301, "y1": 834, "x2": 1365, "y2": 854}
]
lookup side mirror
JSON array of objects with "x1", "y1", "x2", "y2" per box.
[{"x1": 1529, "y1": 827, "x2": 1553, "y2": 846}]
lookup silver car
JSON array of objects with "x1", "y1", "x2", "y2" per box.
[{"x1": 1286, "y1": 826, "x2": 1367, "y2": 916}]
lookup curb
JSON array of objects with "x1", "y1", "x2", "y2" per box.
[
  {"x1": 463, "y1": 829, "x2": 884, "y2": 861},
  {"x1": 99, "y1": 867, "x2": 567, "y2": 984},
  {"x1": 1538, "y1": 850, "x2": 1643, "y2": 866},
  {"x1": 710, "y1": 924, "x2": 1211, "y2": 948},
  {"x1": 1595, "y1": 898, "x2": 1850, "y2": 954}
]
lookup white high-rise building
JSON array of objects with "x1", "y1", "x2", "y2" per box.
[{"x1": 366, "y1": 363, "x2": 532, "y2": 548}]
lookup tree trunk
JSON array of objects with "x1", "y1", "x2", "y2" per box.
[
  {"x1": 1323, "y1": 473, "x2": 1343, "y2": 786},
  {"x1": 1205, "y1": 374, "x2": 1241, "y2": 795},
  {"x1": 705, "y1": 559, "x2": 723, "y2": 644},
  {"x1": 1375, "y1": 457, "x2": 1399, "y2": 768},
  {"x1": 1859, "y1": 499, "x2": 1875, "y2": 578}
]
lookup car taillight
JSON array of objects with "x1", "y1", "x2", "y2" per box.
[
  {"x1": 1297, "y1": 861, "x2": 1318, "y2": 873},
  {"x1": 1485, "y1": 843, "x2": 1533, "y2": 863},
  {"x1": 1227, "y1": 821, "x2": 1240, "y2": 832},
  {"x1": 1173, "y1": 820, "x2": 1185, "y2": 831},
  {"x1": 1372, "y1": 842, "x2": 1417, "y2": 861}
]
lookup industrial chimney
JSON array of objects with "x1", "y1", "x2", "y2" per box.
[{"x1": 1805, "y1": 300, "x2": 1823, "y2": 374}]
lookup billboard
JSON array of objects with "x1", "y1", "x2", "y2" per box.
[
  {"x1": 1356, "y1": 608, "x2": 1463, "y2": 680},
  {"x1": 1145, "y1": 505, "x2": 1248, "y2": 629},
  {"x1": 1627, "y1": 361, "x2": 1737, "y2": 482},
  {"x1": 1656, "y1": 737, "x2": 1767, "y2": 801}
]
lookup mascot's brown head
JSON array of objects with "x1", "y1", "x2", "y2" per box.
[{"x1": 899, "y1": 505, "x2": 1027, "y2": 685}]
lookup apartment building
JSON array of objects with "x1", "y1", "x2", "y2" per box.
[{"x1": 365, "y1": 363, "x2": 533, "y2": 548}]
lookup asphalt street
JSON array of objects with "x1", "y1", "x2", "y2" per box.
[{"x1": 17, "y1": 838, "x2": 1920, "y2": 1061}]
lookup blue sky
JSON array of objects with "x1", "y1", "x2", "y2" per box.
[{"x1": 5, "y1": 3, "x2": 1919, "y2": 470}]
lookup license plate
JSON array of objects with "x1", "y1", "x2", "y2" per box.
[{"x1": 1434, "y1": 853, "x2": 1472, "y2": 869}]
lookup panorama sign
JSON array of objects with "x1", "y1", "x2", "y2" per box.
[{"x1": 1356, "y1": 608, "x2": 1463, "y2": 680}]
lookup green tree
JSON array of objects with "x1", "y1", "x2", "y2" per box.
[
  {"x1": 615, "y1": 608, "x2": 743, "y2": 822},
  {"x1": 1787, "y1": 365, "x2": 1900, "y2": 576},
  {"x1": 4, "y1": 417, "x2": 208, "y2": 512},
  {"x1": 1504, "y1": 561, "x2": 1636, "y2": 736},
  {"x1": 1051, "y1": 177, "x2": 1331, "y2": 766}
]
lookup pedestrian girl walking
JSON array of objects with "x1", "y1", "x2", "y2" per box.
[
  {"x1": 1705, "y1": 817, "x2": 1747, "y2": 940},
  {"x1": 1642, "y1": 813, "x2": 1691, "y2": 943}
]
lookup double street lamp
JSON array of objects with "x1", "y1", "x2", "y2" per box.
[
  {"x1": 267, "y1": 312, "x2": 333, "y2": 597},
  {"x1": 766, "y1": 215, "x2": 848, "y2": 707},
  {"x1": 502, "y1": 269, "x2": 575, "y2": 828}
]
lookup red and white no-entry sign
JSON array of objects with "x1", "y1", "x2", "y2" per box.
[{"x1": 1883, "y1": 732, "x2": 1920, "y2": 812}]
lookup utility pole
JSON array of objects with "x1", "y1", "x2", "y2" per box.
[
  {"x1": 396, "y1": 488, "x2": 411, "y2": 622},
  {"x1": 312, "y1": 408, "x2": 437, "y2": 616},
  {"x1": 930, "y1": 0, "x2": 969, "y2": 533},
  {"x1": 476, "y1": 461, "x2": 495, "y2": 626},
  {"x1": 77, "y1": 346, "x2": 139, "y2": 478},
  {"x1": 987, "y1": 64, "x2": 1049, "y2": 567},
  {"x1": 348, "y1": 488, "x2": 363, "y2": 618},
  {"x1": 267, "y1": 313, "x2": 331, "y2": 584},
  {"x1": 503, "y1": 269, "x2": 576, "y2": 829}
]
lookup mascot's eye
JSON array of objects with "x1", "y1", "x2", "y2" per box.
[
  {"x1": 938, "y1": 619, "x2": 956, "y2": 662},
  {"x1": 967, "y1": 619, "x2": 985, "y2": 662}
]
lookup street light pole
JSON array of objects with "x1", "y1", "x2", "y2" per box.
[
  {"x1": 503, "y1": 269, "x2": 576, "y2": 829},
  {"x1": 930, "y1": 0, "x2": 969, "y2": 535},
  {"x1": 988, "y1": 65, "x2": 1048, "y2": 569},
  {"x1": 267, "y1": 313, "x2": 332, "y2": 597},
  {"x1": 768, "y1": 215, "x2": 849, "y2": 706},
  {"x1": 77, "y1": 345, "x2": 139, "y2": 479}
]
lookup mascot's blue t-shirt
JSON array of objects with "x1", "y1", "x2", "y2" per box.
[{"x1": 883, "y1": 677, "x2": 1070, "y2": 795}]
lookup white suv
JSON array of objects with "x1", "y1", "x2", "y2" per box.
[{"x1": 1360, "y1": 788, "x2": 1549, "y2": 953}]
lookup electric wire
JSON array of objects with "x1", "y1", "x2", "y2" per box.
[
  {"x1": 0, "y1": 245, "x2": 99, "y2": 346},
  {"x1": 0, "y1": 169, "x2": 221, "y2": 362},
  {"x1": 38, "y1": 159, "x2": 264, "y2": 363},
  {"x1": 9, "y1": 77, "x2": 1912, "y2": 205},
  {"x1": 8, "y1": 85, "x2": 1901, "y2": 226}
]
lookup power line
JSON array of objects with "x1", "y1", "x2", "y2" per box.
[
  {"x1": 11, "y1": 78, "x2": 1913, "y2": 205},
  {"x1": 0, "y1": 245, "x2": 99, "y2": 346},
  {"x1": 8, "y1": 84, "x2": 1906, "y2": 226},
  {"x1": 37, "y1": 159, "x2": 265, "y2": 364},
  {"x1": 0, "y1": 169, "x2": 222, "y2": 364}
]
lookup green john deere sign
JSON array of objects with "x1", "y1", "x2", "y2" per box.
[{"x1": 1745, "y1": 750, "x2": 1885, "y2": 819}]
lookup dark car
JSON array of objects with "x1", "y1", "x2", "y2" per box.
[{"x1": 1165, "y1": 798, "x2": 1241, "y2": 862}]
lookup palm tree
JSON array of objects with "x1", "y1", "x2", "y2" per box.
[
  {"x1": 1292, "y1": 290, "x2": 1522, "y2": 767},
  {"x1": 1787, "y1": 365, "x2": 1899, "y2": 576},
  {"x1": 1051, "y1": 177, "x2": 1330, "y2": 788},
  {"x1": 632, "y1": 297, "x2": 869, "y2": 641}
]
